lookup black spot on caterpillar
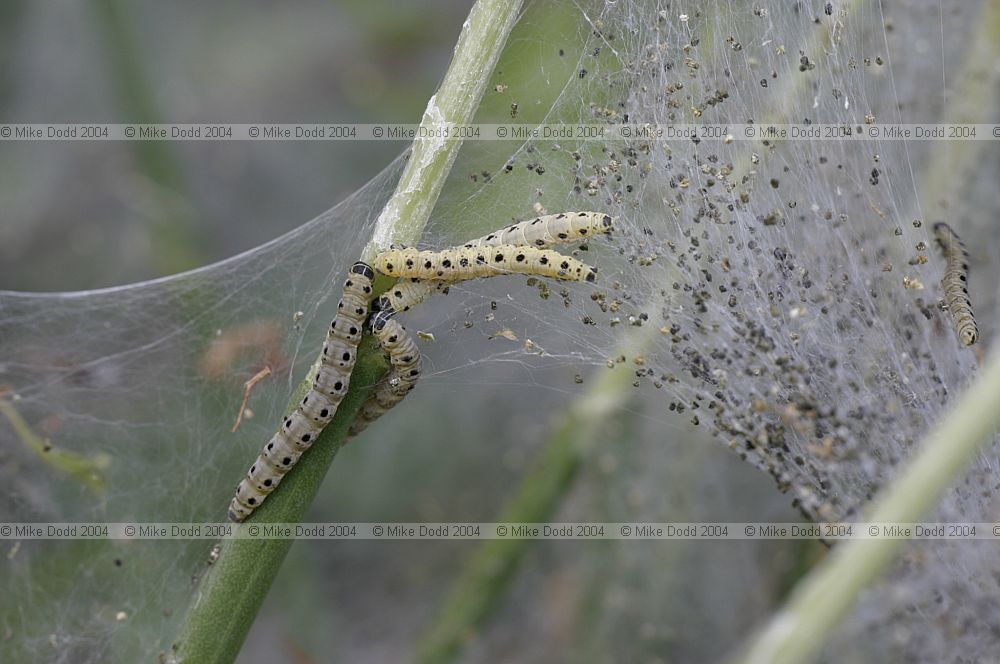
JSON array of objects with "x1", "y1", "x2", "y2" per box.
[
  {"x1": 348, "y1": 315, "x2": 422, "y2": 436},
  {"x1": 375, "y1": 245, "x2": 598, "y2": 283},
  {"x1": 933, "y1": 222, "x2": 978, "y2": 347},
  {"x1": 228, "y1": 261, "x2": 374, "y2": 521}
]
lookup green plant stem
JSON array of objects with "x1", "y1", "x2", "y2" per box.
[
  {"x1": 0, "y1": 399, "x2": 108, "y2": 492},
  {"x1": 738, "y1": 350, "x2": 1000, "y2": 664},
  {"x1": 170, "y1": 343, "x2": 384, "y2": 664},
  {"x1": 362, "y1": 0, "x2": 523, "y2": 260},
  {"x1": 171, "y1": 2, "x2": 522, "y2": 662},
  {"x1": 417, "y1": 328, "x2": 655, "y2": 664}
]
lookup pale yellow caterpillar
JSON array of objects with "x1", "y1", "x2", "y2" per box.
[
  {"x1": 463, "y1": 211, "x2": 613, "y2": 248},
  {"x1": 933, "y1": 222, "x2": 978, "y2": 347},
  {"x1": 374, "y1": 279, "x2": 450, "y2": 316},
  {"x1": 348, "y1": 315, "x2": 422, "y2": 436},
  {"x1": 374, "y1": 212, "x2": 614, "y2": 316},
  {"x1": 374, "y1": 245, "x2": 598, "y2": 283},
  {"x1": 228, "y1": 262, "x2": 374, "y2": 522}
]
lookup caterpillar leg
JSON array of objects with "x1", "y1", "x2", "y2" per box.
[
  {"x1": 228, "y1": 262, "x2": 374, "y2": 522},
  {"x1": 348, "y1": 314, "x2": 422, "y2": 437}
]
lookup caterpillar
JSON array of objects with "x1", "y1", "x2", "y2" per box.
[
  {"x1": 374, "y1": 245, "x2": 598, "y2": 283},
  {"x1": 228, "y1": 262, "x2": 374, "y2": 522},
  {"x1": 348, "y1": 315, "x2": 422, "y2": 436},
  {"x1": 373, "y1": 279, "x2": 450, "y2": 316},
  {"x1": 463, "y1": 211, "x2": 614, "y2": 249},
  {"x1": 933, "y1": 222, "x2": 978, "y2": 347},
  {"x1": 373, "y1": 212, "x2": 614, "y2": 316}
]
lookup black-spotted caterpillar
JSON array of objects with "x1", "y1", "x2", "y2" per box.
[
  {"x1": 229, "y1": 212, "x2": 614, "y2": 519},
  {"x1": 373, "y1": 212, "x2": 613, "y2": 315},
  {"x1": 228, "y1": 262, "x2": 374, "y2": 521},
  {"x1": 462, "y1": 210, "x2": 613, "y2": 248},
  {"x1": 933, "y1": 222, "x2": 979, "y2": 347},
  {"x1": 374, "y1": 245, "x2": 597, "y2": 283},
  {"x1": 348, "y1": 315, "x2": 422, "y2": 437}
]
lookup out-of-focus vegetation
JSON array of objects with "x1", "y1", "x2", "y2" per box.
[{"x1": 0, "y1": 0, "x2": 465, "y2": 291}]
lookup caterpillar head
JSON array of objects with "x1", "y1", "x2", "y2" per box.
[
  {"x1": 370, "y1": 309, "x2": 395, "y2": 333},
  {"x1": 959, "y1": 324, "x2": 978, "y2": 347},
  {"x1": 350, "y1": 261, "x2": 375, "y2": 280}
]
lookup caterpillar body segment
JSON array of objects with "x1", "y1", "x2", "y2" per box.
[
  {"x1": 463, "y1": 211, "x2": 614, "y2": 249},
  {"x1": 348, "y1": 316, "x2": 422, "y2": 436},
  {"x1": 373, "y1": 279, "x2": 450, "y2": 316},
  {"x1": 228, "y1": 262, "x2": 374, "y2": 521},
  {"x1": 933, "y1": 222, "x2": 979, "y2": 347},
  {"x1": 374, "y1": 245, "x2": 598, "y2": 283}
]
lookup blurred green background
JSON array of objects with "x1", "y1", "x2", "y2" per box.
[{"x1": 0, "y1": 0, "x2": 467, "y2": 291}]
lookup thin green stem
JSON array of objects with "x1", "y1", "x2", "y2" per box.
[
  {"x1": 170, "y1": 344, "x2": 384, "y2": 664},
  {"x1": 417, "y1": 327, "x2": 656, "y2": 664},
  {"x1": 170, "y1": 2, "x2": 522, "y2": 662},
  {"x1": 0, "y1": 399, "x2": 109, "y2": 493},
  {"x1": 738, "y1": 350, "x2": 1000, "y2": 664},
  {"x1": 362, "y1": 0, "x2": 523, "y2": 260}
]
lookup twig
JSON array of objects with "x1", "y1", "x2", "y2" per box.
[
  {"x1": 230, "y1": 366, "x2": 272, "y2": 433},
  {"x1": 737, "y1": 349, "x2": 1000, "y2": 664},
  {"x1": 417, "y1": 326, "x2": 656, "y2": 664},
  {"x1": 0, "y1": 397, "x2": 108, "y2": 493}
]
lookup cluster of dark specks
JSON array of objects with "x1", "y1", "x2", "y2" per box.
[
  {"x1": 453, "y1": 21, "x2": 994, "y2": 653},
  {"x1": 514, "y1": 5, "x2": 991, "y2": 548}
]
